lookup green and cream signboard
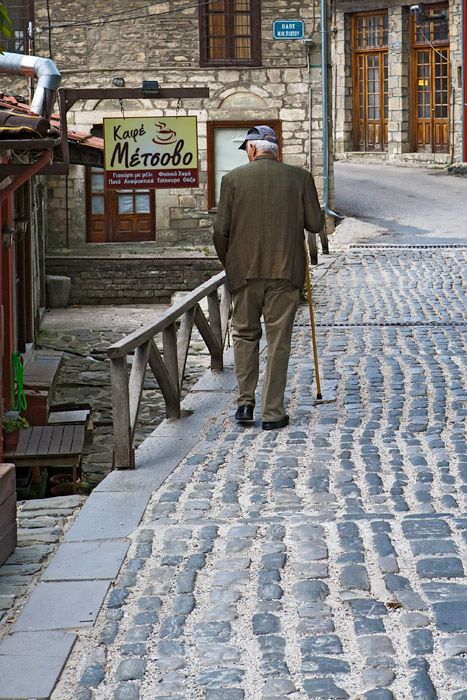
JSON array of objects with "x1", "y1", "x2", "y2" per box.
[{"x1": 103, "y1": 116, "x2": 198, "y2": 189}]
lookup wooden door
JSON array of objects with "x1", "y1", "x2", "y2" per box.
[
  {"x1": 87, "y1": 168, "x2": 155, "y2": 243},
  {"x1": 353, "y1": 12, "x2": 388, "y2": 152},
  {"x1": 109, "y1": 190, "x2": 154, "y2": 243},
  {"x1": 411, "y1": 4, "x2": 449, "y2": 153}
]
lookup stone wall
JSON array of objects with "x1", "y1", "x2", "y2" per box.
[
  {"x1": 332, "y1": 0, "x2": 463, "y2": 161},
  {"x1": 45, "y1": 255, "x2": 223, "y2": 304},
  {"x1": 29, "y1": 0, "x2": 330, "y2": 250}
]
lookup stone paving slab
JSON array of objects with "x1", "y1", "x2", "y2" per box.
[
  {"x1": 63, "y1": 492, "x2": 150, "y2": 542},
  {"x1": 0, "y1": 629, "x2": 76, "y2": 698},
  {"x1": 13, "y1": 580, "x2": 110, "y2": 631},
  {"x1": 0, "y1": 496, "x2": 84, "y2": 637},
  {"x1": 96, "y1": 392, "x2": 236, "y2": 494},
  {"x1": 0, "y1": 652, "x2": 74, "y2": 699},
  {"x1": 41, "y1": 540, "x2": 130, "y2": 581}
]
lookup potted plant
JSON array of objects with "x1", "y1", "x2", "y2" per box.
[
  {"x1": 49, "y1": 473, "x2": 90, "y2": 496},
  {"x1": 2, "y1": 414, "x2": 30, "y2": 451}
]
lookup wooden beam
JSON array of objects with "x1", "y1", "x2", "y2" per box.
[
  {"x1": 107, "y1": 271, "x2": 226, "y2": 358},
  {"x1": 220, "y1": 284, "x2": 231, "y2": 345},
  {"x1": 208, "y1": 290, "x2": 222, "y2": 348},
  {"x1": 0, "y1": 151, "x2": 52, "y2": 205},
  {"x1": 177, "y1": 308, "x2": 195, "y2": 391},
  {"x1": 128, "y1": 340, "x2": 151, "y2": 439},
  {"x1": 194, "y1": 304, "x2": 223, "y2": 372},
  {"x1": 61, "y1": 87, "x2": 210, "y2": 111},
  {"x1": 163, "y1": 323, "x2": 179, "y2": 398},
  {"x1": 148, "y1": 340, "x2": 180, "y2": 419},
  {"x1": 110, "y1": 356, "x2": 133, "y2": 469}
]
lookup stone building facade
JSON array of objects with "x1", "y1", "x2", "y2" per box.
[
  {"x1": 28, "y1": 0, "x2": 329, "y2": 251},
  {"x1": 331, "y1": 0, "x2": 463, "y2": 162}
]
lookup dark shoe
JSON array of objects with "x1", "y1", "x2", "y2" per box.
[
  {"x1": 235, "y1": 404, "x2": 254, "y2": 423},
  {"x1": 262, "y1": 415, "x2": 289, "y2": 431}
]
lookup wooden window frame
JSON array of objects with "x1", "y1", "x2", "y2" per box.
[
  {"x1": 409, "y1": 2, "x2": 450, "y2": 153},
  {"x1": 85, "y1": 168, "x2": 156, "y2": 243},
  {"x1": 207, "y1": 120, "x2": 282, "y2": 211},
  {"x1": 4, "y1": 0, "x2": 34, "y2": 54},
  {"x1": 199, "y1": 0, "x2": 261, "y2": 67},
  {"x1": 411, "y1": 2, "x2": 449, "y2": 48},
  {"x1": 351, "y1": 10, "x2": 389, "y2": 152}
]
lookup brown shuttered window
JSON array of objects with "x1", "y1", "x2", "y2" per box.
[{"x1": 199, "y1": 0, "x2": 261, "y2": 67}]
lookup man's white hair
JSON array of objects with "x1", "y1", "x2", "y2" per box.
[{"x1": 247, "y1": 140, "x2": 279, "y2": 157}]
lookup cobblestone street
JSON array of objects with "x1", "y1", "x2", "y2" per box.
[{"x1": 48, "y1": 244, "x2": 466, "y2": 699}]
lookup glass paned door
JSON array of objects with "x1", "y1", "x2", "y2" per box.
[
  {"x1": 353, "y1": 12, "x2": 388, "y2": 152},
  {"x1": 411, "y1": 4, "x2": 449, "y2": 153},
  {"x1": 87, "y1": 168, "x2": 155, "y2": 243}
]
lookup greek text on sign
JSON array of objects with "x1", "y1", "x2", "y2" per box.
[
  {"x1": 272, "y1": 20, "x2": 305, "y2": 40},
  {"x1": 103, "y1": 116, "x2": 198, "y2": 189}
]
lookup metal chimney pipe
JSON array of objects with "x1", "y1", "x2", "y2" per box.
[{"x1": 0, "y1": 52, "x2": 61, "y2": 119}]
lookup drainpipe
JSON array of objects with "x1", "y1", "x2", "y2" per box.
[
  {"x1": 463, "y1": 0, "x2": 466, "y2": 162},
  {"x1": 0, "y1": 52, "x2": 61, "y2": 119},
  {"x1": 321, "y1": 0, "x2": 339, "y2": 218}
]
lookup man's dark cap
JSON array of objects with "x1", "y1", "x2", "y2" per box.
[{"x1": 239, "y1": 125, "x2": 279, "y2": 151}]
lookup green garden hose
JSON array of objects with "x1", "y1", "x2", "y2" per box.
[{"x1": 11, "y1": 351, "x2": 27, "y2": 412}]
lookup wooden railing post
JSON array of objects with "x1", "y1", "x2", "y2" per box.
[
  {"x1": 220, "y1": 283, "x2": 231, "y2": 345},
  {"x1": 128, "y1": 340, "x2": 151, "y2": 440},
  {"x1": 208, "y1": 290, "x2": 222, "y2": 347},
  {"x1": 194, "y1": 304, "x2": 223, "y2": 371},
  {"x1": 110, "y1": 356, "x2": 134, "y2": 469},
  {"x1": 177, "y1": 308, "x2": 195, "y2": 390},
  {"x1": 163, "y1": 323, "x2": 179, "y2": 394},
  {"x1": 148, "y1": 340, "x2": 181, "y2": 419},
  {"x1": 106, "y1": 271, "x2": 229, "y2": 466}
]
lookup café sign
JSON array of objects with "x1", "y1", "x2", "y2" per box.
[{"x1": 103, "y1": 116, "x2": 198, "y2": 189}]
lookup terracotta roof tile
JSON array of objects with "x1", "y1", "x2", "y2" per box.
[{"x1": 0, "y1": 92, "x2": 104, "y2": 150}]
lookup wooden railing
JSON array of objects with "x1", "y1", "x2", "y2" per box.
[{"x1": 107, "y1": 271, "x2": 230, "y2": 469}]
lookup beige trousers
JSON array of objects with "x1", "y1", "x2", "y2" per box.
[{"x1": 231, "y1": 279, "x2": 300, "y2": 422}]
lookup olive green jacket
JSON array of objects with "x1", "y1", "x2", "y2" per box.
[{"x1": 213, "y1": 155, "x2": 324, "y2": 292}]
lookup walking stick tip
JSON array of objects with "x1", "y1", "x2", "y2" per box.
[{"x1": 317, "y1": 392, "x2": 323, "y2": 401}]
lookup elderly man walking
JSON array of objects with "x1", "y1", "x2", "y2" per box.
[{"x1": 213, "y1": 125, "x2": 323, "y2": 430}]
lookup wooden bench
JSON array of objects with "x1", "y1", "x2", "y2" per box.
[
  {"x1": 4, "y1": 425, "x2": 85, "y2": 490},
  {"x1": 23, "y1": 350, "x2": 63, "y2": 393},
  {"x1": 48, "y1": 405, "x2": 93, "y2": 444}
]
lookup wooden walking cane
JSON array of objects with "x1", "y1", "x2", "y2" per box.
[{"x1": 304, "y1": 238, "x2": 323, "y2": 400}]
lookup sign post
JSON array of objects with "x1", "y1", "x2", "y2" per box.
[{"x1": 103, "y1": 116, "x2": 199, "y2": 189}]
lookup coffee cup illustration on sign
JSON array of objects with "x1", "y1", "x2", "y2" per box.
[{"x1": 153, "y1": 121, "x2": 177, "y2": 145}]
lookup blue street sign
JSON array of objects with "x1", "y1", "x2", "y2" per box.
[{"x1": 272, "y1": 20, "x2": 305, "y2": 40}]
